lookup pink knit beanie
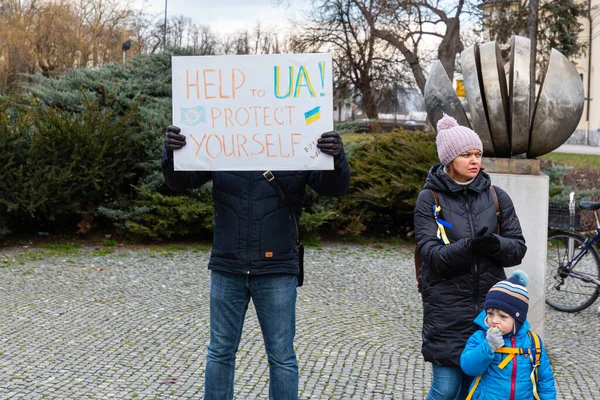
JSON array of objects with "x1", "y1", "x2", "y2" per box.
[{"x1": 435, "y1": 114, "x2": 483, "y2": 166}]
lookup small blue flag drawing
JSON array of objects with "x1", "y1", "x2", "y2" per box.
[{"x1": 180, "y1": 106, "x2": 207, "y2": 126}]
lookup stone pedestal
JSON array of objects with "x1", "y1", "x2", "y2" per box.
[{"x1": 484, "y1": 158, "x2": 548, "y2": 338}]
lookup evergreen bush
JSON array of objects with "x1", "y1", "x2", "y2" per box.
[
  {"x1": 95, "y1": 186, "x2": 214, "y2": 239},
  {"x1": 337, "y1": 131, "x2": 437, "y2": 236},
  {"x1": 0, "y1": 95, "x2": 142, "y2": 233},
  {"x1": 0, "y1": 54, "x2": 175, "y2": 236},
  {"x1": 334, "y1": 119, "x2": 375, "y2": 133},
  {"x1": 20, "y1": 53, "x2": 172, "y2": 189}
]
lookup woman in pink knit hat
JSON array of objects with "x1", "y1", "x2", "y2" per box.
[{"x1": 414, "y1": 114, "x2": 527, "y2": 400}]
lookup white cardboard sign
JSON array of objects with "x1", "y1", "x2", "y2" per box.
[{"x1": 171, "y1": 53, "x2": 334, "y2": 171}]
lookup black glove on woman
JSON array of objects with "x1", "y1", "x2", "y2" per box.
[{"x1": 470, "y1": 227, "x2": 501, "y2": 255}]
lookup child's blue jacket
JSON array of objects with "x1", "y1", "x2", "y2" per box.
[{"x1": 460, "y1": 310, "x2": 557, "y2": 399}]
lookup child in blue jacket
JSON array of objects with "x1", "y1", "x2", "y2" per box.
[{"x1": 460, "y1": 270, "x2": 557, "y2": 399}]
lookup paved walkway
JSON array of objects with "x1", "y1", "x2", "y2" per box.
[
  {"x1": 1, "y1": 244, "x2": 599, "y2": 399},
  {"x1": 553, "y1": 144, "x2": 600, "y2": 155}
]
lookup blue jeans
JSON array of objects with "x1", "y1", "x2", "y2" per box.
[
  {"x1": 425, "y1": 364, "x2": 473, "y2": 400},
  {"x1": 204, "y1": 271, "x2": 298, "y2": 400}
]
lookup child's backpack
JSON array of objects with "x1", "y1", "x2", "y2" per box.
[
  {"x1": 466, "y1": 330, "x2": 543, "y2": 400},
  {"x1": 414, "y1": 186, "x2": 499, "y2": 293}
]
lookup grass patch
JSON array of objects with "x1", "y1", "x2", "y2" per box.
[
  {"x1": 539, "y1": 153, "x2": 600, "y2": 169},
  {"x1": 1, "y1": 248, "x2": 73, "y2": 265},
  {"x1": 165, "y1": 244, "x2": 189, "y2": 252},
  {"x1": 191, "y1": 243, "x2": 212, "y2": 252},
  {"x1": 10, "y1": 252, "x2": 47, "y2": 263},
  {"x1": 148, "y1": 244, "x2": 191, "y2": 256},
  {"x1": 301, "y1": 235, "x2": 321, "y2": 248},
  {"x1": 38, "y1": 243, "x2": 81, "y2": 252},
  {"x1": 342, "y1": 235, "x2": 367, "y2": 244},
  {"x1": 91, "y1": 248, "x2": 114, "y2": 256}
]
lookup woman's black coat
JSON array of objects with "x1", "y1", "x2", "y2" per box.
[{"x1": 414, "y1": 164, "x2": 527, "y2": 367}]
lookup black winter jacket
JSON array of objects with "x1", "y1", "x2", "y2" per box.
[
  {"x1": 414, "y1": 164, "x2": 526, "y2": 367},
  {"x1": 162, "y1": 149, "x2": 350, "y2": 276}
]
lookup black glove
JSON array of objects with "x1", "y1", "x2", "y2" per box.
[
  {"x1": 317, "y1": 131, "x2": 344, "y2": 158},
  {"x1": 470, "y1": 227, "x2": 501, "y2": 255},
  {"x1": 164, "y1": 125, "x2": 187, "y2": 151}
]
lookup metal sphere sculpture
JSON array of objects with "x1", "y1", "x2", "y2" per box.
[{"x1": 424, "y1": 35, "x2": 584, "y2": 158}]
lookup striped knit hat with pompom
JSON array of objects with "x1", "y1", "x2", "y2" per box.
[
  {"x1": 435, "y1": 113, "x2": 483, "y2": 166},
  {"x1": 484, "y1": 270, "x2": 530, "y2": 324}
]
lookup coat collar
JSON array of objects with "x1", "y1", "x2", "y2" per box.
[{"x1": 424, "y1": 163, "x2": 492, "y2": 195}]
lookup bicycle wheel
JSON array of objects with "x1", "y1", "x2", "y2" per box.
[{"x1": 546, "y1": 231, "x2": 600, "y2": 312}]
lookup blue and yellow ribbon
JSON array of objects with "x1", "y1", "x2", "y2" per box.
[{"x1": 432, "y1": 205, "x2": 452, "y2": 245}]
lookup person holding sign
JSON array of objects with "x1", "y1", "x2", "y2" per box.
[{"x1": 162, "y1": 125, "x2": 349, "y2": 400}]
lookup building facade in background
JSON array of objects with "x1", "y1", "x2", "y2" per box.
[{"x1": 571, "y1": 0, "x2": 600, "y2": 146}]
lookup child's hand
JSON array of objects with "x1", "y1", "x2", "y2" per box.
[{"x1": 486, "y1": 327, "x2": 504, "y2": 350}]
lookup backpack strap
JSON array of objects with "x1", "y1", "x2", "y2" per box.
[
  {"x1": 490, "y1": 185, "x2": 500, "y2": 234},
  {"x1": 263, "y1": 171, "x2": 304, "y2": 287},
  {"x1": 466, "y1": 375, "x2": 482, "y2": 400},
  {"x1": 528, "y1": 330, "x2": 542, "y2": 400},
  {"x1": 495, "y1": 347, "x2": 527, "y2": 369},
  {"x1": 431, "y1": 189, "x2": 439, "y2": 207}
]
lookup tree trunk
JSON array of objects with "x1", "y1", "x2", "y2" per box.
[
  {"x1": 373, "y1": 28, "x2": 427, "y2": 93},
  {"x1": 437, "y1": 17, "x2": 463, "y2": 82},
  {"x1": 359, "y1": 80, "x2": 381, "y2": 131}
]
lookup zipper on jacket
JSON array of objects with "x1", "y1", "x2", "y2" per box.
[
  {"x1": 463, "y1": 188, "x2": 480, "y2": 310},
  {"x1": 247, "y1": 173, "x2": 254, "y2": 274}
]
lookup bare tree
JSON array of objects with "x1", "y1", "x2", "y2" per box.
[
  {"x1": 0, "y1": 0, "x2": 137, "y2": 87},
  {"x1": 233, "y1": 30, "x2": 251, "y2": 54},
  {"x1": 351, "y1": 0, "x2": 470, "y2": 93},
  {"x1": 33, "y1": 2, "x2": 81, "y2": 75},
  {"x1": 169, "y1": 15, "x2": 191, "y2": 48},
  {"x1": 189, "y1": 24, "x2": 218, "y2": 55},
  {"x1": 252, "y1": 22, "x2": 281, "y2": 54},
  {"x1": 292, "y1": 0, "x2": 409, "y2": 121},
  {"x1": 0, "y1": 0, "x2": 38, "y2": 85},
  {"x1": 76, "y1": 0, "x2": 134, "y2": 66},
  {"x1": 220, "y1": 26, "x2": 282, "y2": 55},
  {"x1": 128, "y1": 10, "x2": 160, "y2": 55}
]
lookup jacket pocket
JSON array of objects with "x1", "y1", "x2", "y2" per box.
[
  {"x1": 212, "y1": 204, "x2": 239, "y2": 259},
  {"x1": 260, "y1": 207, "x2": 296, "y2": 261}
]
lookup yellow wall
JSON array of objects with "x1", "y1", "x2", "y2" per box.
[{"x1": 573, "y1": 0, "x2": 600, "y2": 137}]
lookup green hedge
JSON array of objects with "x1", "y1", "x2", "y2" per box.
[
  {"x1": 0, "y1": 96, "x2": 143, "y2": 234},
  {"x1": 337, "y1": 132, "x2": 437, "y2": 236}
]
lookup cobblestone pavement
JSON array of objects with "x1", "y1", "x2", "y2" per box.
[{"x1": 1, "y1": 243, "x2": 599, "y2": 399}]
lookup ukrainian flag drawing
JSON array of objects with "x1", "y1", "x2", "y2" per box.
[
  {"x1": 304, "y1": 106, "x2": 321, "y2": 125},
  {"x1": 181, "y1": 106, "x2": 207, "y2": 126}
]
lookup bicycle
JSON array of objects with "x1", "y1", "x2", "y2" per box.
[{"x1": 546, "y1": 199, "x2": 600, "y2": 312}]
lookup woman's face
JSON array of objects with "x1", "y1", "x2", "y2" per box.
[{"x1": 447, "y1": 149, "x2": 482, "y2": 182}]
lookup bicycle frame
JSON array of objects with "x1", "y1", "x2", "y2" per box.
[{"x1": 562, "y1": 209, "x2": 600, "y2": 287}]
